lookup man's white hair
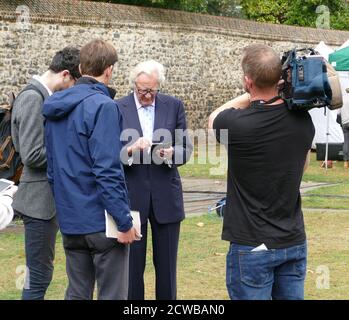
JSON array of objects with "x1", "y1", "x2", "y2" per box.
[{"x1": 129, "y1": 60, "x2": 166, "y2": 87}]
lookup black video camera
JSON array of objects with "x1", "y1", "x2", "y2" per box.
[{"x1": 279, "y1": 48, "x2": 341, "y2": 111}]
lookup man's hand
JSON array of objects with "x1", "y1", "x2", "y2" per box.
[
  {"x1": 156, "y1": 146, "x2": 174, "y2": 160},
  {"x1": 117, "y1": 226, "x2": 138, "y2": 244},
  {"x1": 127, "y1": 137, "x2": 151, "y2": 156}
]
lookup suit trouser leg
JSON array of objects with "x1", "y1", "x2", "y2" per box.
[
  {"x1": 62, "y1": 234, "x2": 95, "y2": 300},
  {"x1": 149, "y1": 210, "x2": 181, "y2": 300},
  {"x1": 128, "y1": 222, "x2": 148, "y2": 300}
]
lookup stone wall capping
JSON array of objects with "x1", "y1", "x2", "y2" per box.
[
  {"x1": 0, "y1": 11, "x2": 345, "y2": 46},
  {"x1": 1, "y1": 0, "x2": 349, "y2": 46}
]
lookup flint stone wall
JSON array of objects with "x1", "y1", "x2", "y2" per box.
[{"x1": 1, "y1": 0, "x2": 348, "y2": 129}]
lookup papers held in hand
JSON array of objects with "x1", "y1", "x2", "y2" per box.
[
  {"x1": 0, "y1": 179, "x2": 14, "y2": 194},
  {"x1": 105, "y1": 210, "x2": 142, "y2": 240}
]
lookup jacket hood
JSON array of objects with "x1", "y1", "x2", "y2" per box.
[{"x1": 43, "y1": 83, "x2": 110, "y2": 120}]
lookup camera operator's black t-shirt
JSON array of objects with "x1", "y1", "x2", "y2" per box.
[{"x1": 213, "y1": 102, "x2": 315, "y2": 249}]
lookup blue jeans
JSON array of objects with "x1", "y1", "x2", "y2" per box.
[
  {"x1": 226, "y1": 241, "x2": 307, "y2": 300},
  {"x1": 21, "y1": 214, "x2": 58, "y2": 300}
]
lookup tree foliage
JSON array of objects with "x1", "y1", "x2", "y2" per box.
[{"x1": 241, "y1": 0, "x2": 349, "y2": 30}]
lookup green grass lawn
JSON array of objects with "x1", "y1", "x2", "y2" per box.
[
  {"x1": 302, "y1": 183, "x2": 349, "y2": 209},
  {"x1": 178, "y1": 144, "x2": 227, "y2": 179},
  {"x1": 1, "y1": 148, "x2": 348, "y2": 300},
  {"x1": 179, "y1": 147, "x2": 349, "y2": 183},
  {"x1": 302, "y1": 152, "x2": 349, "y2": 184},
  {"x1": 300, "y1": 152, "x2": 349, "y2": 209},
  {"x1": 179, "y1": 148, "x2": 349, "y2": 210},
  {"x1": 1, "y1": 211, "x2": 348, "y2": 300}
]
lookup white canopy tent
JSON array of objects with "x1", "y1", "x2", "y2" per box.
[
  {"x1": 308, "y1": 108, "x2": 343, "y2": 149},
  {"x1": 338, "y1": 39, "x2": 349, "y2": 51},
  {"x1": 315, "y1": 41, "x2": 334, "y2": 61}
]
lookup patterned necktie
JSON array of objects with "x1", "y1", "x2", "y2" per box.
[{"x1": 140, "y1": 105, "x2": 154, "y2": 143}]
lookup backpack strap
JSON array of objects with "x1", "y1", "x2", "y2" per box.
[
  {"x1": 0, "y1": 136, "x2": 12, "y2": 162},
  {"x1": 7, "y1": 83, "x2": 46, "y2": 112},
  {"x1": 0, "y1": 142, "x2": 15, "y2": 170},
  {"x1": 18, "y1": 84, "x2": 45, "y2": 101},
  {"x1": 8, "y1": 92, "x2": 15, "y2": 109}
]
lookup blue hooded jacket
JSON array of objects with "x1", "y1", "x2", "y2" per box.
[{"x1": 43, "y1": 78, "x2": 132, "y2": 235}]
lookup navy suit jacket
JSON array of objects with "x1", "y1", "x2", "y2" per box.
[{"x1": 116, "y1": 93, "x2": 193, "y2": 225}]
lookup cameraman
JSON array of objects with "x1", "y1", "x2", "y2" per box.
[{"x1": 208, "y1": 44, "x2": 314, "y2": 300}]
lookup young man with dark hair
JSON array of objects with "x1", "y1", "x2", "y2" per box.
[
  {"x1": 43, "y1": 39, "x2": 138, "y2": 300},
  {"x1": 49, "y1": 48, "x2": 81, "y2": 81},
  {"x1": 208, "y1": 44, "x2": 314, "y2": 300},
  {"x1": 11, "y1": 46, "x2": 80, "y2": 300}
]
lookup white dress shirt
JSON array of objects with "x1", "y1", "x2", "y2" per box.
[
  {"x1": 33, "y1": 75, "x2": 53, "y2": 96},
  {"x1": 134, "y1": 92, "x2": 155, "y2": 143}
]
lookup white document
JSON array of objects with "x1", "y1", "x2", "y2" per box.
[
  {"x1": 251, "y1": 243, "x2": 268, "y2": 252},
  {"x1": 0, "y1": 178, "x2": 14, "y2": 194},
  {"x1": 105, "y1": 210, "x2": 142, "y2": 240}
]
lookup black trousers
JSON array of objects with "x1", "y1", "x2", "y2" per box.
[
  {"x1": 343, "y1": 123, "x2": 349, "y2": 161},
  {"x1": 21, "y1": 214, "x2": 58, "y2": 300},
  {"x1": 62, "y1": 232, "x2": 129, "y2": 300},
  {"x1": 128, "y1": 202, "x2": 181, "y2": 300}
]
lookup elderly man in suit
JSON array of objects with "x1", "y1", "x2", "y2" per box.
[
  {"x1": 116, "y1": 60, "x2": 193, "y2": 300},
  {"x1": 11, "y1": 47, "x2": 80, "y2": 300}
]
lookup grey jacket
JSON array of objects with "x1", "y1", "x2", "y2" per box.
[{"x1": 11, "y1": 78, "x2": 55, "y2": 220}]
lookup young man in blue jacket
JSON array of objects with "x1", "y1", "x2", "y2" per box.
[{"x1": 43, "y1": 39, "x2": 138, "y2": 300}]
